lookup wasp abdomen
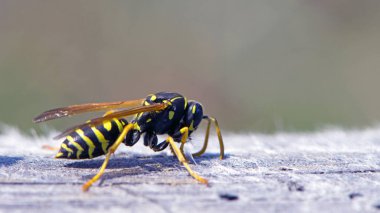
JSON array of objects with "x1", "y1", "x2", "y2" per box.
[{"x1": 56, "y1": 119, "x2": 127, "y2": 159}]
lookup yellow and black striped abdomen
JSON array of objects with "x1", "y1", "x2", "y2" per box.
[{"x1": 56, "y1": 118, "x2": 127, "y2": 159}]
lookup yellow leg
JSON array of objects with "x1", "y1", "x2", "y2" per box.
[
  {"x1": 192, "y1": 118, "x2": 211, "y2": 158},
  {"x1": 212, "y1": 117, "x2": 225, "y2": 160},
  {"x1": 179, "y1": 127, "x2": 189, "y2": 157},
  {"x1": 192, "y1": 117, "x2": 225, "y2": 160},
  {"x1": 82, "y1": 123, "x2": 134, "y2": 192},
  {"x1": 166, "y1": 136, "x2": 208, "y2": 185}
]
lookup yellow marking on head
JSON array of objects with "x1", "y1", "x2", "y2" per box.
[
  {"x1": 55, "y1": 152, "x2": 64, "y2": 158},
  {"x1": 91, "y1": 127, "x2": 109, "y2": 153},
  {"x1": 103, "y1": 121, "x2": 112, "y2": 131},
  {"x1": 192, "y1": 105, "x2": 196, "y2": 114},
  {"x1": 76, "y1": 129, "x2": 95, "y2": 158},
  {"x1": 146, "y1": 118, "x2": 152, "y2": 123},
  {"x1": 169, "y1": 111, "x2": 175, "y2": 120},
  {"x1": 113, "y1": 118, "x2": 123, "y2": 132},
  {"x1": 150, "y1": 95, "x2": 157, "y2": 101},
  {"x1": 67, "y1": 135, "x2": 84, "y2": 159},
  {"x1": 189, "y1": 120, "x2": 195, "y2": 131}
]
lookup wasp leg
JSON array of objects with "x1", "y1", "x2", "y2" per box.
[
  {"x1": 179, "y1": 127, "x2": 189, "y2": 156},
  {"x1": 192, "y1": 116, "x2": 225, "y2": 160},
  {"x1": 170, "y1": 127, "x2": 190, "y2": 161},
  {"x1": 166, "y1": 136, "x2": 208, "y2": 185},
  {"x1": 82, "y1": 123, "x2": 134, "y2": 192},
  {"x1": 151, "y1": 141, "x2": 169, "y2": 152},
  {"x1": 192, "y1": 117, "x2": 211, "y2": 158},
  {"x1": 169, "y1": 144, "x2": 176, "y2": 156},
  {"x1": 144, "y1": 132, "x2": 169, "y2": 152}
]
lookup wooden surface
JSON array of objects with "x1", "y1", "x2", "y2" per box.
[{"x1": 1, "y1": 126, "x2": 380, "y2": 212}]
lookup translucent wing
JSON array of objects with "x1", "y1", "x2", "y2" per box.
[
  {"x1": 53, "y1": 103, "x2": 166, "y2": 139},
  {"x1": 33, "y1": 99, "x2": 145, "y2": 123}
]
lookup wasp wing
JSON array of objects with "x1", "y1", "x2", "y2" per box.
[
  {"x1": 33, "y1": 99, "x2": 145, "y2": 123},
  {"x1": 53, "y1": 103, "x2": 166, "y2": 139}
]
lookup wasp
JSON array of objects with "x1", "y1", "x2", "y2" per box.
[{"x1": 33, "y1": 92, "x2": 224, "y2": 191}]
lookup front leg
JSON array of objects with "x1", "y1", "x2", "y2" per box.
[
  {"x1": 165, "y1": 136, "x2": 208, "y2": 185},
  {"x1": 171, "y1": 127, "x2": 189, "y2": 156},
  {"x1": 145, "y1": 127, "x2": 190, "y2": 156},
  {"x1": 144, "y1": 132, "x2": 169, "y2": 152},
  {"x1": 192, "y1": 116, "x2": 225, "y2": 159}
]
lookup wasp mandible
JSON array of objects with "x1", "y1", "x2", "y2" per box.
[{"x1": 33, "y1": 92, "x2": 224, "y2": 191}]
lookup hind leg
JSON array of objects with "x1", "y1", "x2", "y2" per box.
[{"x1": 82, "y1": 123, "x2": 134, "y2": 191}]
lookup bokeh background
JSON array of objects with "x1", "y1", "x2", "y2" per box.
[{"x1": 1, "y1": 0, "x2": 380, "y2": 133}]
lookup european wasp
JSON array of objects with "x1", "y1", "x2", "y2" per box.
[{"x1": 34, "y1": 92, "x2": 224, "y2": 191}]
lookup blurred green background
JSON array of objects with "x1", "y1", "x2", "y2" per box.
[{"x1": 1, "y1": 0, "x2": 380, "y2": 133}]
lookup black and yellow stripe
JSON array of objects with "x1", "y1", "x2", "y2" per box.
[{"x1": 56, "y1": 118, "x2": 127, "y2": 159}]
